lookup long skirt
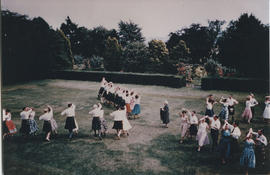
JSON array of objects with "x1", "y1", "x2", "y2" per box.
[
  {"x1": 189, "y1": 124, "x2": 198, "y2": 136},
  {"x1": 29, "y1": 119, "x2": 38, "y2": 134},
  {"x1": 242, "y1": 108, "x2": 252, "y2": 120},
  {"x1": 92, "y1": 117, "x2": 101, "y2": 130},
  {"x1": 160, "y1": 109, "x2": 164, "y2": 122},
  {"x1": 205, "y1": 109, "x2": 214, "y2": 117},
  {"x1": 98, "y1": 87, "x2": 105, "y2": 96},
  {"x1": 100, "y1": 119, "x2": 108, "y2": 132},
  {"x1": 123, "y1": 117, "x2": 132, "y2": 131},
  {"x1": 163, "y1": 113, "x2": 170, "y2": 124},
  {"x1": 65, "y1": 117, "x2": 76, "y2": 130},
  {"x1": 73, "y1": 118, "x2": 79, "y2": 132},
  {"x1": 180, "y1": 123, "x2": 188, "y2": 138},
  {"x1": 219, "y1": 107, "x2": 228, "y2": 120},
  {"x1": 113, "y1": 121, "x2": 123, "y2": 130},
  {"x1": 132, "y1": 104, "x2": 141, "y2": 115},
  {"x1": 218, "y1": 136, "x2": 231, "y2": 159},
  {"x1": 240, "y1": 147, "x2": 256, "y2": 168},
  {"x1": 126, "y1": 104, "x2": 131, "y2": 113},
  {"x1": 196, "y1": 131, "x2": 210, "y2": 147},
  {"x1": 20, "y1": 119, "x2": 30, "y2": 135},
  {"x1": 50, "y1": 118, "x2": 58, "y2": 131},
  {"x1": 43, "y1": 121, "x2": 52, "y2": 133},
  {"x1": 228, "y1": 105, "x2": 235, "y2": 115}
]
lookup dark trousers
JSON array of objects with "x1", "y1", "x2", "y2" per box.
[
  {"x1": 211, "y1": 129, "x2": 219, "y2": 151},
  {"x1": 251, "y1": 107, "x2": 255, "y2": 118}
]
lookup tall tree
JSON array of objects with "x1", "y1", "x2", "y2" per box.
[
  {"x1": 218, "y1": 13, "x2": 269, "y2": 78},
  {"x1": 122, "y1": 42, "x2": 149, "y2": 72},
  {"x1": 60, "y1": 16, "x2": 81, "y2": 54},
  {"x1": 148, "y1": 39, "x2": 175, "y2": 73},
  {"x1": 103, "y1": 37, "x2": 122, "y2": 71},
  {"x1": 118, "y1": 20, "x2": 145, "y2": 47}
]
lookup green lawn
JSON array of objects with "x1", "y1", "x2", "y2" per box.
[{"x1": 2, "y1": 79, "x2": 270, "y2": 175}]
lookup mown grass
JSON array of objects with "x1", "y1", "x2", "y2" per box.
[{"x1": 2, "y1": 79, "x2": 270, "y2": 175}]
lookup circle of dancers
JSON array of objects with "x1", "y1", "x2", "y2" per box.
[{"x1": 2, "y1": 78, "x2": 270, "y2": 175}]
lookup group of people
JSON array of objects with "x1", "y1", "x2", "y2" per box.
[
  {"x1": 159, "y1": 93, "x2": 269, "y2": 175},
  {"x1": 98, "y1": 77, "x2": 141, "y2": 119},
  {"x1": 2, "y1": 79, "x2": 269, "y2": 175}
]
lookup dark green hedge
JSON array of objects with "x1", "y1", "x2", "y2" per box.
[
  {"x1": 201, "y1": 76, "x2": 269, "y2": 92},
  {"x1": 49, "y1": 70, "x2": 186, "y2": 88}
]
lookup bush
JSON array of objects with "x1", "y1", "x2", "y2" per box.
[
  {"x1": 204, "y1": 59, "x2": 221, "y2": 76},
  {"x1": 50, "y1": 70, "x2": 186, "y2": 88},
  {"x1": 201, "y1": 76, "x2": 269, "y2": 92},
  {"x1": 90, "y1": 55, "x2": 104, "y2": 70}
]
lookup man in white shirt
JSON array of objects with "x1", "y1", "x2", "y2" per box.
[
  {"x1": 188, "y1": 111, "x2": 198, "y2": 139},
  {"x1": 250, "y1": 93, "x2": 259, "y2": 119},
  {"x1": 252, "y1": 129, "x2": 268, "y2": 166},
  {"x1": 207, "y1": 115, "x2": 221, "y2": 151},
  {"x1": 61, "y1": 103, "x2": 76, "y2": 139},
  {"x1": 227, "y1": 95, "x2": 239, "y2": 122},
  {"x1": 224, "y1": 120, "x2": 241, "y2": 157},
  {"x1": 20, "y1": 107, "x2": 32, "y2": 136}
]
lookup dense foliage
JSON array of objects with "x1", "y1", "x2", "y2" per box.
[
  {"x1": 2, "y1": 10, "x2": 73, "y2": 84},
  {"x1": 2, "y1": 10, "x2": 269, "y2": 84}
]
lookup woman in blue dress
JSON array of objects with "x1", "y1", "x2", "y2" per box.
[
  {"x1": 240, "y1": 129, "x2": 256, "y2": 175},
  {"x1": 218, "y1": 123, "x2": 231, "y2": 164},
  {"x1": 219, "y1": 97, "x2": 229, "y2": 121},
  {"x1": 132, "y1": 95, "x2": 141, "y2": 119}
]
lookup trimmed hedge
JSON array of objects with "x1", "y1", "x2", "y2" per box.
[
  {"x1": 49, "y1": 70, "x2": 186, "y2": 88},
  {"x1": 201, "y1": 76, "x2": 269, "y2": 92}
]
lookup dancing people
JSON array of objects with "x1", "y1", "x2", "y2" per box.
[
  {"x1": 263, "y1": 96, "x2": 270, "y2": 122},
  {"x1": 2, "y1": 109, "x2": 17, "y2": 140},
  {"x1": 205, "y1": 95, "x2": 217, "y2": 117},
  {"x1": 39, "y1": 105, "x2": 53, "y2": 141},
  {"x1": 219, "y1": 97, "x2": 229, "y2": 121},
  {"x1": 188, "y1": 110, "x2": 198, "y2": 139},
  {"x1": 207, "y1": 115, "x2": 221, "y2": 152},
  {"x1": 250, "y1": 93, "x2": 259, "y2": 120},
  {"x1": 240, "y1": 129, "x2": 256, "y2": 175},
  {"x1": 111, "y1": 106, "x2": 126, "y2": 140},
  {"x1": 251, "y1": 129, "x2": 268, "y2": 166},
  {"x1": 89, "y1": 103, "x2": 102, "y2": 140},
  {"x1": 179, "y1": 109, "x2": 189, "y2": 144},
  {"x1": 160, "y1": 100, "x2": 170, "y2": 128},
  {"x1": 20, "y1": 107, "x2": 32, "y2": 137},
  {"x1": 225, "y1": 120, "x2": 241, "y2": 158},
  {"x1": 29, "y1": 108, "x2": 39, "y2": 135},
  {"x1": 131, "y1": 95, "x2": 141, "y2": 119},
  {"x1": 242, "y1": 96, "x2": 256, "y2": 124},
  {"x1": 227, "y1": 95, "x2": 239, "y2": 122},
  {"x1": 196, "y1": 117, "x2": 210, "y2": 152},
  {"x1": 61, "y1": 103, "x2": 77, "y2": 139},
  {"x1": 219, "y1": 122, "x2": 232, "y2": 164}
]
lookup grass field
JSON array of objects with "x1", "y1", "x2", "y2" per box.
[{"x1": 2, "y1": 79, "x2": 270, "y2": 175}]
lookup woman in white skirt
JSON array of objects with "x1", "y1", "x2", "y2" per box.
[
  {"x1": 263, "y1": 96, "x2": 270, "y2": 122},
  {"x1": 122, "y1": 106, "x2": 132, "y2": 136},
  {"x1": 196, "y1": 116, "x2": 210, "y2": 152},
  {"x1": 179, "y1": 109, "x2": 189, "y2": 144},
  {"x1": 242, "y1": 96, "x2": 256, "y2": 124}
]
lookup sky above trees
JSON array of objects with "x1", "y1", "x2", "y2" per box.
[{"x1": 2, "y1": 0, "x2": 269, "y2": 41}]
